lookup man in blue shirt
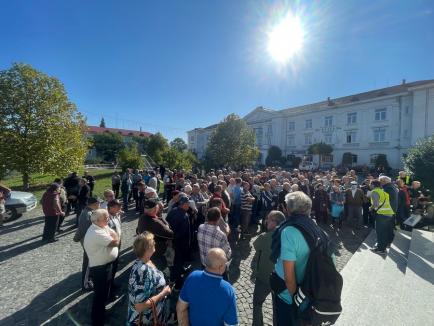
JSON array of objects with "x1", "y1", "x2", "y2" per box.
[{"x1": 176, "y1": 248, "x2": 239, "y2": 326}]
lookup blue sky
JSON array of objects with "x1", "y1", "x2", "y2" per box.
[{"x1": 1, "y1": 0, "x2": 433, "y2": 140}]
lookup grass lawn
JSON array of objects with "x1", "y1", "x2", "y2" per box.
[{"x1": 2, "y1": 168, "x2": 120, "y2": 201}]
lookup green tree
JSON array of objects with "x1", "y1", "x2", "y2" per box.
[
  {"x1": 205, "y1": 114, "x2": 259, "y2": 169},
  {"x1": 374, "y1": 154, "x2": 390, "y2": 170},
  {"x1": 132, "y1": 135, "x2": 150, "y2": 154},
  {"x1": 147, "y1": 132, "x2": 169, "y2": 164},
  {"x1": 308, "y1": 142, "x2": 333, "y2": 156},
  {"x1": 170, "y1": 137, "x2": 188, "y2": 152},
  {"x1": 163, "y1": 148, "x2": 197, "y2": 171},
  {"x1": 265, "y1": 145, "x2": 283, "y2": 166},
  {"x1": 118, "y1": 146, "x2": 143, "y2": 171},
  {"x1": 99, "y1": 117, "x2": 106, "y2": 128},
  {"x1": 404, "y1": 135, "x2": 434, "y2": 191},
  {"x1": 92, "y1": 132, "x2": 125, "y2": 162},
  {"x1": 0, "y1": 63, "x2": 88, "y2": 189}
]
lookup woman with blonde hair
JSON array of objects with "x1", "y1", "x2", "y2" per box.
[{"x1": 127, "y1": 232, "x2": 171, "y2": 325}]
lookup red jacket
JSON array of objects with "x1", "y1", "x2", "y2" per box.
[{"x1": 42, "y1": 191, "x2": 62, "y2": 216}]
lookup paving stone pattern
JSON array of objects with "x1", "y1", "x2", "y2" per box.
[{"x1": 0, "y1": 207, "x2": 370, "y2": 326}]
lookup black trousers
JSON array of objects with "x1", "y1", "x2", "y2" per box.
[
  {"x1": 81, "y1": 250, "x2": 91, "y2": 289},
  {"x1": 112, "y1": 184, "x2": 120, "y2": 198},
  {"x1": 42, "y1": 216, "x2": 59, "y2": 241},
  {"x1": 90, "y1": 263, "x2": 112, "y2": 326},
  {"x1": 171, "y1": 245, "x2": 189, "y2": 289}
]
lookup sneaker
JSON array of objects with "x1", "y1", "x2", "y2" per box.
[{"x1": 371, "y1": 248, "x2": 387, "y2": 256}]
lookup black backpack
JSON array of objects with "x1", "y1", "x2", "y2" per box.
[{"x1": 292, "y1": 220, "x2": 343, "y2": 326}]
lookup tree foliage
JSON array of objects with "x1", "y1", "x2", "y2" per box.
[
  {"x1": 265, "y1": 145, "x2": 283, "y2": 166},
  {"x1": 374, "y1": 154, "x2": 390, "y2": 170},
  {"x1": 163, "y1": 148, "x2": 197, "y2": 171},
  {"x1": 404, "y1": 136, "x2": 434, "y2": 191},
  {"x1": 342, "y1": 152, "x2": 354, "y2": 166},
  {"x1": 308, "y1": 142, "x2": 333, "y2": 155},
  {"x1": 205, "y1": 114, "x2": 259, "y2": 169},
  {"x1": 170, "y1": 137, "x2": 188, "y2": 152},
  {"x1": 132, "y1": 135, "x2": 150, "y2": 154},
  {"x1": 118, "y1": 146, "x2": 143, "y2": 171},
  {"x1": 99, "y1": 117, "x2": 106, "y2": 128},
  {"x1": 0, "y1": 63, "x2": 89, "y2": 189},
  {"x1": 92, "y1": 132, "x2": 125, "y2": 162},
  {"x1": 147, "y1": 132, "x2": 169, "y2": 165}
]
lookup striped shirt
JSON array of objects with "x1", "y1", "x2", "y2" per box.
[
  {"x1": 197, "y1": 223, "x2": 231, "y2": 265},
  {"x1": 241, "y1": 190, "x2": 254, "y2": 211}
]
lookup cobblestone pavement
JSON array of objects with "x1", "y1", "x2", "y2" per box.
[{"x1": 0, "y1": 207, "x2": 370, "y2": 326}]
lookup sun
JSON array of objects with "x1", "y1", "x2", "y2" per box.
[{"x1": 267, "y1": 12, "x2": 304, "y2": 64}]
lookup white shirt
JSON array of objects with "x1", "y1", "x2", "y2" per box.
[{"x1": 84, "y1": 224, "x2": 118, "y2": 267}]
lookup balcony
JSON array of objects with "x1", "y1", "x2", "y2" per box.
[{"x1": 342, "y1": 143, "x2": 360, "y2": 147}]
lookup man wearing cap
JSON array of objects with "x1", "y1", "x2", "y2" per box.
[
  {"x1": 137, "y1": 199, "x2": 174, "y2": 270},
  {"x1": 73, "y1": 196, "x2": 101, "y2": 290},
  {"x1": 344, "y1": 181, "x2": 365, "y2": 228},
  {"x1": 167, "y1": 196, "x2": 191, "y2": 289}
]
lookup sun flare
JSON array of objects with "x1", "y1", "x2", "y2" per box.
[{"x1": 267, "y1": 12, "x2": 304, "y2": 64}]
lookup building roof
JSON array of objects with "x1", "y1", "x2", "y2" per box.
[
  {"x1": 86, "y1": 126, "x2": 152, "y2": 137},
  {"x1": 279, "y1": 79, "x2": 434, "y2": 114}
]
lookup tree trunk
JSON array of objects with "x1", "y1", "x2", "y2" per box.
[{"x1": 22, "y1": 172, "x2": 30, "y2": 191}]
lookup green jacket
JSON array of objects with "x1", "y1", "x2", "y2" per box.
[{"x1": 253, "y1": 231, "x2": 274, "y2": 283}]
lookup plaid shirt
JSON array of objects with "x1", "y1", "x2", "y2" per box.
[{"x1": 197, "y1": 223, "x2": 232, "y2": 265}]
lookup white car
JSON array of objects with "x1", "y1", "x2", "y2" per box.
[
  {"x1": 4, "y1": 191, "x2": 37, "y2": 221},
  {"x1": 299, "y1": 161, "x2": 318, "y2": 171}
]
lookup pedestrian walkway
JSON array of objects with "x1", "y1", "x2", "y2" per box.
[{"x1": 0, "y1": 207, "x2": 370, "y2": 325}]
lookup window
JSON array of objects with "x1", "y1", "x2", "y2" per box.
[
  {"x1": 287, "y1": 134, "x2": 295, "y2": 146},
  {"x1": 189, "y1": 135, "x2": 195, "y2": 141},
  {"x1": 375, "y1": 108, "x2": 387, "y2": 121},
  {"x1": 288, "y1": 121, "x2": 295, "y2": 131},
  {"x1": 347, "y1": 112, "x2": 357, "y2": 125},
  {"x1": 254, "y1": 128, "x2": 263, "y2": 145},
  {"x1": 325, "y1": 116, "x2": 333, "y2": 127},
  {"x1": 321, "y1": 154, "x2": 333, "y2": 163},
  {"x1": 403, "y1": 129, "x2": 408, "y2": 138},
  {"x1": 305, "y1": 134, "x2": 312, "y2": 145},
  {"x1": 346, "y1": 131, "x2": 357, "y2": 143},
  {"x1": 305, "y1": 119, "x2": 312, "y2": 129},
  {"x1": 374, "y1": 128, "x2": 386, "y2": 142},
  {"x1": 405, "y1": 106, "x2": 409, "y2": 114},
  {"x1": 324, "y1": 133, "x2": 332, "y2": 144}
]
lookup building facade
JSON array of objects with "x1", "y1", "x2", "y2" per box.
[{"x1": 187, "y1": 80, "x2": 434, "y2": 169}]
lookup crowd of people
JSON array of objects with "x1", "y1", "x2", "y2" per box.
[{"x1": 35, "y1": 166, "x2": 431, "y2": 326}]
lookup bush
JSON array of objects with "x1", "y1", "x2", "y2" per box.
[
  {"x1": 404, "y1": 135, "x2": 434, "y2": 191},
  {"x1": 374, "y1": 154, "x2": 390, "y2": 170}
]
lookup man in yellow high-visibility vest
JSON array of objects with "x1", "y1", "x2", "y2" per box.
[{"x1": 370, "y1": 180, "x2": 395, "y2": 255}]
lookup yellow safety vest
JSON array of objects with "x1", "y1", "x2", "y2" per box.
[
  {"x1": 396, "y1": 175, "x2": 410, "y2": 185},
  {"x1": 371, "y1": 188, "x2": 394, "y2": 216}
]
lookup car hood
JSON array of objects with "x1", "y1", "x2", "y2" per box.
[{"x1": 10, "y1": 191, "x2": 36, "y2": 199}]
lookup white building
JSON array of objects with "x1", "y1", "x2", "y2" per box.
[{"x1": 187, "y1": 79, "x2": 434, "y2": 169}]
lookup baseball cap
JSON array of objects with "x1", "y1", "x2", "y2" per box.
[
  {"x1": 350, "y1": 181, "x2": 358, "y2": 185},
  {"x1": 143, "y1": 199, "x2": 158, "y2": 209},
  {"x1": 145, "y1": 187, "x2": 157, "y2": 195},
  {"x1": 178, "y1": 196, "x2": 189, "y2": 205}
]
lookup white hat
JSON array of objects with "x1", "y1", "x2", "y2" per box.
[{"x1": 145, "y1": 187, "x2": 157, "y2": 194}]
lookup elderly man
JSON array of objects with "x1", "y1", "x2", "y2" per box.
[
  {"x1": 107, "y1": 199, "x2": 122, "y2": 292},
  {"x1": 176, "y1": 248, "x2": 238, "y2": 326},
  {"x1": 137, "y1": 199, "x2": 173, "y2": 270},
  {"x1": 197, "y1": 207, "x2": 231, "y2": 270},
  {"x1": 83, "y1": 209, "x2": 119, "y2": 326},
  {"x1": 167, "y1": 196, "x2": 191, "y2": 289},
  {"x1": 252, "y1": 210, "x2": 286, "y2": 326},
  {"x1": 270, "y1": 191, "x2": 323, "y2": 326},
  {"x1": 344, "y1": 181, "x2": 365, "y2": 228},
  {"x1": 73, "y1": 196, "x2": 101, "y2": 290}
]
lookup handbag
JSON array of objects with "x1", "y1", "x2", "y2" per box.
[{"x1": 137, "y1": 298, "x2": 166, "y2": 326}]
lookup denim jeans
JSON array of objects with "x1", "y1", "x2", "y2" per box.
[{"x1": 375, "y1": 215, "x2": 394, "y2": 250}]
